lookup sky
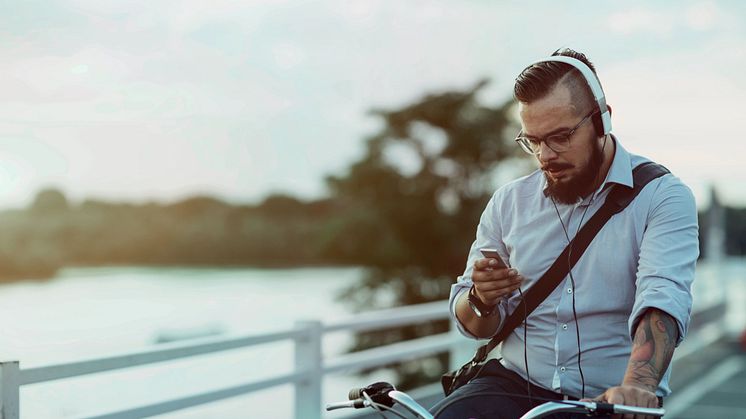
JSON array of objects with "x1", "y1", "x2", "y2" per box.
[{"x1": 1, "y1": 0, "x2": 745, "y2": 209}]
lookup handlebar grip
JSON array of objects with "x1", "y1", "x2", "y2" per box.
[
  {"x1": 348, "y1": 387, "x2": 364, "y2": 400},
  {"x1": 348, "y1": 382, "x2": 395, "y2": 400},
  {"x1": 347, "y1": 382, "x2": 397, "y2": 408},
  {"x1": 595, "y1": 402, "x2": 614, "y2": 415}
]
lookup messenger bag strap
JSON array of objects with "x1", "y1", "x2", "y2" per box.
[{"x1": 471, "y1": 162, "x2": 670, "y2": 363}]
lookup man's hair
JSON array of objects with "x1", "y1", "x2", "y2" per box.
[{"x1": 514, "y1": 48, "x2": 599, "y2": 114}]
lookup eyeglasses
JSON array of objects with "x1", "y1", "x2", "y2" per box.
[{"x1": 515, "y1": 110, "x2": 598, "y2": 155}]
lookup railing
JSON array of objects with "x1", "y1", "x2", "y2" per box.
[
  {"x1": 0, "y1": 300, "x2": 475, "y2": 419},
  {"x1": 0, "y1": 288, "x2": 728, "y2": 418}
]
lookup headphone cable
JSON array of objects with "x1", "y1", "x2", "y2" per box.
[{"x1": 549, "y1": 134, "x2": 608, "y2": 399}]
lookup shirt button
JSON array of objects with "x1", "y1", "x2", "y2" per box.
[
  {"x1": 560, "y1": 366, "x2": 566, "y2": 372},
  {"x1": 567, "y1": 288, "x2": 573, "y2": 294},
  {"x1": 562, "y1": 324, "x2": 568, "y2": 330}
]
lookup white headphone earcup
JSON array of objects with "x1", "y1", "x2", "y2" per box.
[{"x1": 600, "y1": 110, "x2": 612, "y2": 135}]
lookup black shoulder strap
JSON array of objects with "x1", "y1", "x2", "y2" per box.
[{"x1": 472, "y1": 162, "x2": 670, "y2": 362}]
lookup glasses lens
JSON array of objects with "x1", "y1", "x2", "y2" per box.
[
  {"x1": 516, "y1": 137, "x2": 538, "y2": 154},
  {"x1": 545, "y1": 134, "x2": 571, "y2": 152}
]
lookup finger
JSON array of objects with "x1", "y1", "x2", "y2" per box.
[
  {"x1": 479, "y1": 280, "x2": 524, "y2": 295},
  {"x1": 607, "y1": 391, "x2": 624, "y2": 405},
  {"x1": 473, "y1": 258, "x2": 508, "y2": 270},
  {"x1": 472, "y1": 266, "x2": 515, "y2": 281},
  {"x1": 472, "y1": 268, "x2": 519, "y2": 284},
  {"x1": 641, "y1": 396, "x2": 656, "y2": 419},
  {"x1": 474, "y1": 276, "x2": 523, "y2": 292},
  {"x1": 508, "y1": 276, "x2": 525, "y2": 289}
]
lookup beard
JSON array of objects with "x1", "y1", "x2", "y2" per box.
[{"x1": 543, "y1": 138, "x2": 605, "y2": 205}]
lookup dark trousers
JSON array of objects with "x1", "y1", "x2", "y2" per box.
[{"x1": 431, "y1": 359, "x2": 607, "y2": 419}]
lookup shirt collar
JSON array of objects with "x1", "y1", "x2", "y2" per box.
[{"x1": 542, "y1": 135, "x2": 634, "y2": 205}]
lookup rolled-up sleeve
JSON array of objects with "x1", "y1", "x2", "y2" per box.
[
  {"x1": 629, "y1": 178, "x2": 699, "y2": 345},
  {"x1": 449, "y1": 190, "x2": 511, "y2": 340}
]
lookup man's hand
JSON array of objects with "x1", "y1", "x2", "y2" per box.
[
  {"x1": 584, "y1": 385, "x2": 659, "y2": 419},
  {"x1": 472, "y1": 257, "x2": 524, "y2": 305}
]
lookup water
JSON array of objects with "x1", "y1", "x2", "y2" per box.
[
  {"x1": 3, "y1": 260, "x2": 745, "y2": 418},
  {"x1": 0, "y1": 266, "x2": 367, "y2": 418}
]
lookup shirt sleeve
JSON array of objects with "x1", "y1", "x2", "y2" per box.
[
  {"x1": 628, "y1": 176, "x2": 699, "y2": 346},
  {"x1": 449, "y1": 189, "x2": 512, "y2": 340}
]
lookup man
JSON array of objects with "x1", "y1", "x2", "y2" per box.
[{"x1": 432, "y1": 49, "x2": 698, "y2": 418}]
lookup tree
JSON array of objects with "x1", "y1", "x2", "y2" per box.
[
  {"x1": 31, "y1": 188, "x2": 69, "y2": 213},
  {"x1": 326, "y1": 80, "x2": 526, "y2": 388}
]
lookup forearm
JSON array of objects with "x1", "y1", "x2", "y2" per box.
[
  {"x1": 454, "y1": 290, "x2": 502, "y2": 339},
  {"x1": 622, "y1": 308, "x2": 679, "y2": 392}
]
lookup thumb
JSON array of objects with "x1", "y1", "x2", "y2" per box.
[{"x1": 581, "y1": 393, "x2": 606, "y2": 403}]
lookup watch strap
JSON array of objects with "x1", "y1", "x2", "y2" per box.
[{"x1": 468, "y1": 285, "x2": 498, "y2": 316}]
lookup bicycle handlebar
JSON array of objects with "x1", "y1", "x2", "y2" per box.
[
  {"x1": 521, "y1": 400, "x2": 665, "y2": 418},
  {"x1": 326, "y1": 382, "x2": 666, "y2": 419}
]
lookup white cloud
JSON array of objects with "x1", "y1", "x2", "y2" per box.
[
  {"x1": 686, "y1": 1, "x2": 721, "y2": 31},
  {"x1": 607, "y1": 7, "x2": 676, "y2": 37}
]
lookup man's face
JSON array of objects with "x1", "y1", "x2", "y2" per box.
[{"x1": 518, "y1": 84, "x2": 603, "y2": 204}]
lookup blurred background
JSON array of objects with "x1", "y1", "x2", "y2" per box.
[{"x1": 0, "y1": 1, "x2": 745, "y2": 418}]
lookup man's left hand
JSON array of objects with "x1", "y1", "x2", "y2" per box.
[{"x1": 583, "y1": 384, "x2": 659, "y2": 419}]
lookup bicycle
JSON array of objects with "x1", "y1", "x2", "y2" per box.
[{"x1": 326, "y1": 381, "x2": 666, "y2": 418}]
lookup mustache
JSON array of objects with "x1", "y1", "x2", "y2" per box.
[{"x1": 541, "y1": 163, "x2": 573, "y2": 171}]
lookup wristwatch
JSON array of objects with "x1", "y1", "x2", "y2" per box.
[{"x1": 467, "y1": 285, "x2": 498, "y2": 318}]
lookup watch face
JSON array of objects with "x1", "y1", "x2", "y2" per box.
[{"x1": 468, "y1": 300, "x2": 484, "y2": 317}]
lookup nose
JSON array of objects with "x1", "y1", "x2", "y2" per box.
[{"x1": 537, "y1": 141, "x2": 558, "y2": 164}]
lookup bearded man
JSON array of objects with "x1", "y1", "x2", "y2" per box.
[{"x1": 432, "y1": 48, "x2": 699, "y2": 419}]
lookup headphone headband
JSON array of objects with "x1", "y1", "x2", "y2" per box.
[{"x1": 531, "y1": 55, "x2": 612, "y2": 135}]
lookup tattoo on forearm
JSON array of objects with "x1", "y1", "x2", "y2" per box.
[{"x1": 624, "y1": 309, "x2": 679, "y2": 391}]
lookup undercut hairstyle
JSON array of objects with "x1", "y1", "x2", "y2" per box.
[{"x1": 514, "y1": 48, "x2": 599, "y2": 115}]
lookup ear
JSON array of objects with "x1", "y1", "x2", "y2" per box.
[{"x1": 606, "y1": 104, "x2": 613, "y2": 117}]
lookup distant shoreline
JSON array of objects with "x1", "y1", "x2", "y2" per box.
[{"x1": 0, "y1": 263, "x2": 365, "y2": 284}]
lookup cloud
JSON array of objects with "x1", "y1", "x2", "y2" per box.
[
  {"x1": 607, "y1": 7, "x2": 676, "y2": 37},
  {"x1": 686, "y1": 1, "x2": 721, "y2": 31}
]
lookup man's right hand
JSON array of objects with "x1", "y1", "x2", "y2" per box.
[{"x1": 471, "y1": 258, "x2": 525, "y2": 306}]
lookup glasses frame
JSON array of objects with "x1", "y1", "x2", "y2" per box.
[{"x1": 515, "y1": 110, "x2": 599, "y2": 155}]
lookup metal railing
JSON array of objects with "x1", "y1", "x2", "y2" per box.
[
  {"x1": 0, "y1": 300, "x2": 474, "y2": 419},
  {"x1": 0, "y1": 288, "x2": 728, "y2": 418}
]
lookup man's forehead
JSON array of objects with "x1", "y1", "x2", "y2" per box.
[{"x1": 518, "y1": 85, "x2": 581, "y2": 135}]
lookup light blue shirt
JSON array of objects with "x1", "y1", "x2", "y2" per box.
[{"x1": 449, "y1": 137, "x2": 699, "y2": 398}]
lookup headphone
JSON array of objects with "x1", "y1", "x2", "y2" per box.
[{"x1": 531, "y1": 56, "x2": 612, "y2": 138}]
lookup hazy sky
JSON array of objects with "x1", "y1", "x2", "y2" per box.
[{"x1": 1, "y1": 0, "x2": 744, "y2": 209}]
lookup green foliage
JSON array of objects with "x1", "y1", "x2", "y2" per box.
[
  {"x1": 0, "y1": 191, "x2": 352, "y2": 281},
  {"x1": 31, "y1": 188, "x2": 69, "y2": 213},
  {"x1": 326, "y1": 80, "x2": 525, "y2": 389}
]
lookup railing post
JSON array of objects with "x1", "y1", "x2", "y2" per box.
[
  {"x1": 294, "y1": 320, "x2": 322, "y2": 419},
  {"x1": 0, "y1": 361, "x2": 19, "y2": 419}
]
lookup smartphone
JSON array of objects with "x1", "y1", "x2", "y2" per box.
[{"x1": 480, "y1": 248, "x2": 509, "y2": 269}]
